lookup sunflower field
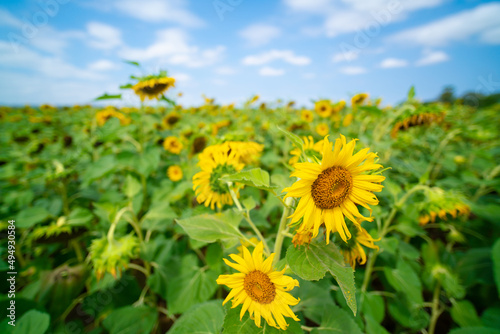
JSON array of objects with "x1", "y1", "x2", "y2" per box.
[{"x1": 1, "y1": 70, "x2": 500, "y2": 334}]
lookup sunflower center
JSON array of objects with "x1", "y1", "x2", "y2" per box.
[
  {"x1": 142, "y1": 83, "x2": 169, "y2": 95},
  {"x1": 311, "y1": 166, "x2": 353, "y2": 209},
  {"x1": 209, "y1": 163, "x2": 237, "y2": 194},
  {"x1": 244, "y1": 270, "x2": 276, "y2": 304}
]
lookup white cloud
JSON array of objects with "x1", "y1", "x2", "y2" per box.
[
  {"x1": 86, "y1": 22, "x2": 122, "y2": 50},
  {"x1": 415, "y1": 50, "x2": 449, "y2": 66},
  {"x1": 389, "y1": 3, "x2": 500, "y2": 46},
  {"x1": 303, "y1": 72, "x2": 316, "y2": 79},
  {"x1": 339, "y1": 66, "x2": 366, "y2": 75},
  {"x1": 116, "y1": 0, "x2": 204, "y2": 27},
  {"x1": 242, "y1": 50, "x2": 311, "y2": 66},
  {"x1": 0, "y1": 8, "x2": 22, "y2": 28},
  {"x1": 214, "y1": 66, "x2": 237, "y2": 75},
  {"x1": 284, "y1": 0, "x2": 446, "y2": 38},
  {"x1": 239, "y1": 24, "x2": 281, "y2": 47},
  {"x1": 283, "y1": 0, "x2": 332, "y2": 13},
  {"x1": 119, "y1": 28, "x2": 225, "y2": 68},
  {"x1": 0, "y1": 41, "x2": 104, "y2": 80},
  {"x1": 380, "y1": 58, "x2": 408, "y2": 68},
  {"x1": 332, "y1": 50, "x2": 359, "y2": 62},
  {"x1": 88, "y1": 60, "x2": 119, "y2": 71},
  {"x1": 259, "y1": 67, "x2": 285, "y2": 76},
  {"x1": 480, "y1": 26, "x2": 500, "y2": 44}
]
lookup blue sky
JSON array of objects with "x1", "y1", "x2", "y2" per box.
[{"x1": 0, "y1": 0, "x2": 499, "y2": 107}]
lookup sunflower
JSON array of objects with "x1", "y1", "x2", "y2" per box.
[
  {"x1": 198, "y1": 141, "x2": 263, "y2": 165},
  {"x1": 167, "y1": 165, "x2": 183, "y2": 182},
  {"x1": 338, "y1": 225, "x2": 379, "y2": 268},
  {"x1": 351, "y1": 93, "x2": 369, "y2": 107},
  {"x1": 133, "y1": 76, "x2": 175, "y2": 102},
  {"x1": 162, "y1": 111, "x2": 181, "y2": 129},
  {"x1": 216, "y1": 242, "x2": 300, "y2": 330},
  {"x1": 315, "y1": 100, "x2": 332, "y2": 118},
  {"x1": 301, "y1": 109, "x2": 314, "y2": 123},
  {"x1": 96, "y1": 109, "x2": 131, "y2": 126},
  {"x1": 283, "y1": 134, "x2": 385, "y2": 243},
  {"x1": 163, "y1": 136, "x2": 183, "y2": 154},
  {"x1": 315, "y1": 123, "x2": 329, "y2": 137},
  {"x1": 289, "y1": 136, "x2": 324, "y2": 165},
  {"x1": 192, "y1": 147, "x2": 245, "y2": 210},
  {"x1": 332, "y1": 100, "x2": 346, "y2": 113}
]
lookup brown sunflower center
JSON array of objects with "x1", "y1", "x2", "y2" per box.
[
  {"x1": 142, "y1": 83, "x2": 169, "y2": 95},
  {"x1": 244, "y1": 270, "x2": 276, "y2": 304},
  {"x1": 311, "y1": 166, "x2": 353, "y2": 209}
]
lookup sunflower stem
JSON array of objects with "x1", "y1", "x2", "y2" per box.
[
  {"x1": 428, "y1": 280, "x2": 442, "y2": 334},
  {"x1": 227, "y1": 183, "x2": 271, "y2": 255},
  {"x1": 273, "y1": 197, "x2": 294, "y2": 265},
  {"x1": 362, "y1": 184, "x2": 428, "y2": 292}
]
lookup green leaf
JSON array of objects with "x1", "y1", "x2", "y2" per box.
[
  {"x1": 103, "y1": 305, "x2": 157, "y2": 334},
  {"x1": 481, "y1": 308, "x2": 500, "y2": 329},
  {"x1": 66, "y1": 207, "x2": 93, "y2": 227},
  {"x1": 408, "y1": 86, "x2": 416, "y2": 100},
  {"x1": 286, "y1": 239, "x2": 357, "y2": 315},
  {"x1": 16, "y1": 207, "x2": 51, "y2": 228},
  {"x1": 220, "y1": 168, "x2": 278, "y2": 192},
  {"x1": 94, "y1": 93, "x2": 122, "y2": 101},
  {"x1": 361, "y1": 292, "x2": 385, "y2": 324},
  {"x1": 167, "y1": 255, "x2": 218, "y2": 314},
  {"x1": 141, "y1": 202, "x2": 176, "y2": 231},
  {"x1": 451, "y1": 300, "x2": 482, "y2": 328},
  {"x1": 365, "y1": 315, "x2": 390, "y2": 334},
  {"x1": 222, "y1": 304, "x2": 303, "y2": 333},
  {"x1": 160, "y1": 95, "x2": 176, "y2": 106},
  {"x1": 449, "y1": 328, "x2": 500, "y2": 334},
  {"x1": 119, "y1": 83, "x2": 133, "y2": 89},
  {"x1": 276, "y1": 126, "x2": 303, "y2": 151},
  {"x1": 492, "y1": 239, "x2": 500, "y2": 297},
  {"x1": 13, "y1": 310, "x2": 50, "y2": 334},
  {"x1": 81, "y1": 155, "x2": 117, "y2": 184},
  {"x1": 123, "y1": 174, "x2": 141, "y2": 198},
  {"x1": 175, "y1": 209, "x2": 244, "y2": 247},
  {"x1": 168, "y1": 300, "x2": 225, "y2": 334},
  {"x1": 310, "y1": 304, "x2": 362, "y2": 334},
  {"x1": 387, "y1": 297, "x2": 429, "y2": 330},
  {"x1": 383, "y1": 260, "x2": 423, "y2": 306},
  {"x1": 123, "y1": 60, "x2": 141, "y2": 67}
]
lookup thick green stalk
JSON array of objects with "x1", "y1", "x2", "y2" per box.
[{"x1": 273, "y1": 197, "x2": 294, "y2": 265}]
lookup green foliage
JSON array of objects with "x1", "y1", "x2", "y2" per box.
[{"x1": 286, "y1": 239, "x2": 357, "y2": 315}]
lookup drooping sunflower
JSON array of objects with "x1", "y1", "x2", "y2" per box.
[
  {"x1": 216, "y1": 242, "x2": 300, "y2": 330},
  {"x1": 283, "y1": 134, "x2": 385, "y2": 243},
  {"x1": 96, "y1": 109, "x2": 131, "y2": 126},
  {"x1": 132, "y1": 75, "x2": 175, "y2": 102},
  {"x1": 163, "y1": 136, "x2": 183, "y2": 154},
  {"x1": 351, "y1": 93, "x2": 369, "y2": 107},
  {"x1": 289, "y1": 136, "x2": 324, "y2": 165},
  {"x1": 315, "y1": 100, "x2": 332, "y2": 118},
  {"x1": 167, "y1": 165, "x2": 183, "y2": 182},
  {"x1": 337, "y1": 224, "x2": 379, "y2": 268},
  {"x1": 342, "y1": 113, "x2": 354, "y2": 127},
  {"x1": 192, "y1": 147, "x2": 245, "y2": 210}
]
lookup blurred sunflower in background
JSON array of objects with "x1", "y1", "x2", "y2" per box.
[
  {"x1": 193, "y1": 145, "x2": 245, "y2": 210},
  {"x1": 351, "y1": 93, "x2": 369, "y2": 107},
  {"x1": 315, "y1": 100, "x2": 332, "y2": 118},
  {"x1": 315, "y1": 123, "x2": 329, "y2": 137},
  {"x1": 167, "y1": 165, "x2": 183, "y2": 182},
  {"x1": 283, "y1": 134, "x2": 385, "y2": 243},
  {"x1": 338, "y1": 224, "x2": 379, "y2": 268},
  {"x1": 289, "y1": 136, "x2": 323, "y2": 165},
  {"x1": 216, "y1": 242, "x2": 300, "y2": 330},
  {"x1": 163, "y1": 136, "x2": 183, "y2": 154},
  {"x1": 301, "y1": 109, "x2": 314, "y2": 123}
]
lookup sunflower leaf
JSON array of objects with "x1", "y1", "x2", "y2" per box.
[
  {"x1": 220, "y1": 168, "x2": 279, "y2": 192},
  {"x1": 222, "y1": 304, "x2": 303, "y2": 333},
  {"x1": 94, "y1": 93, "x2": 122, "y2": 100},
  {"x1": 276, "y1": 126, "x2": 303, "y2": 151},
  {"x1": 175, "y1": 209, "x2": 244, "y2": 248},
  {"x1": 286, "y1": 239, "x2": 357, "y2": 315},
  {"x1": 168, "y1": 300, "x2": 225, "y2": 334}
]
